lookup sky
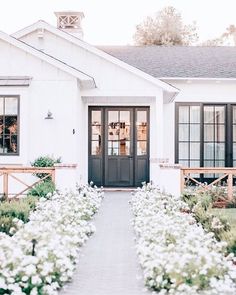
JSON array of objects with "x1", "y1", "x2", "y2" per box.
[{"x1": 0, "y1": 0, "x2": 235, "y2": 45}]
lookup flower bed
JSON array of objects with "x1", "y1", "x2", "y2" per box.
[
  {"x1": 0, "y1": 184, "x2": 103, "y2": 295},
  {"x1": 131, "y1": 183, "x2": 236, "y2": 294}
]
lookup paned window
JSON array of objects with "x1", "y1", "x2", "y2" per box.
[
  {"x1": 0, "y1": 97, "x2": 19, "y2": 154},
  {"x1": 177, "y1": 105, "x2": 201, "y2": 167}
]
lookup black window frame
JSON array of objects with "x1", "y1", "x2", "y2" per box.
[
  {"x1": 0, "y1": 95, "x2": 20, "y2": 156},
  {"x1": 175, "y1": 102, "x2": 234, "y2": 168}
]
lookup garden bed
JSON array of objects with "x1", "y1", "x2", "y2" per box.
[
  {"x1": 0, "y1": 184, "x2": 103, "y2": 295},
  {"x1": 131, "y1": 183, "x2": 236, "y2": 294}
]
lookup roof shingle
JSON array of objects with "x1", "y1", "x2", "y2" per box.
[{"x1": 98, "y1": 46, "x2": 236, "y2": 78}]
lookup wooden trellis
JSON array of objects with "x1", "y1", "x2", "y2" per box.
[
  {"x1": 180, "y1": 167, "x2": 236, "y2": 201},
  {"x1": 0, "y1": 167, "x2": 55, "y2": 199}
]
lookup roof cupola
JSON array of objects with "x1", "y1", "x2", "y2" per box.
[{"x1": 54, "y1": 11, "x2": 84, "y2": 39}]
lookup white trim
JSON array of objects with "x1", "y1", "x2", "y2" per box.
[
  {"x1": 12, "y1": 20, "x2": 178, "y2": 94},
  {"x1": 0, "y1": 31, "x2": 95, "y2": 89},
  {"x1": 161, "y1": 77, "x2": 236, "y2": 81}
]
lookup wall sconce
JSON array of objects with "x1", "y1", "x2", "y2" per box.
[{"x1": 45, "y1": 110, "x2": 53, "y2": 120}]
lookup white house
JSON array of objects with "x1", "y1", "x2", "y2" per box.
[{"x1": 1, "y1": 11, "x2": 236, "y2": 192}]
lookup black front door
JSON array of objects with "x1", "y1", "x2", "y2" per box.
[{"x1": 88, "y1": 107, "x2": 149, "y2": 187}]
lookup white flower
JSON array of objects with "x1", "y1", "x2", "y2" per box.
[
  {"x1": 131, "y1": 183, "x2": 236, "y2": 294},
  {"x1": 0, "y1": 184, "x2": 103, "y2": 294}
]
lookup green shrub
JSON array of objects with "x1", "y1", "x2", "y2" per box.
[
  {"x1": 31, "y1": 155, "x2": 61, "y2": 180},
  {"x1": 0, "y1": 196, "x2": 37, "y2": 223},
  {"x1": 0, "y1": 216, "x2": 16, "y2": 235},
  {"x1": 226, "y1": 201, "x2": 236, "y2": 208},
  {"x1": 228, "y1": 239, "x2": 236, "y2": 255},
  {"x1": 0, "y1": 196, "x2": 38, "y2": 235},
  {"x1": 28, "y1": 180, "x2": 55, "y2": 198}
]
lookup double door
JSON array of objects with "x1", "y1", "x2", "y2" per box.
[{"x1": 88, "y1": 107, "x2": 149, "y2": 187}]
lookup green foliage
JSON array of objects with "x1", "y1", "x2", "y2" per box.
[
  {"x1": 0, "y1": 196, "x2": 37, "y2": 222},
  {"x1": 0, "y1": 216, "x2": 16, "y2": 235},
  {"x1": 228, "y1": 239, "x2": 236, "y2": 255},
  {"x1": 0, "y1": 196, "x2": 37, "y2": 235},
  {"x1": 182, "y1": 187, "x2": 236, "y2": 254},
  {"x1": 31, "y1": 155, "x2": 61, "y2": 180},
  {"x1": 226, "y1": 201, "x2": 236, "y2": 208},
  {"x1": 182, "y1": 191, "x2": 214, "y2": 211},
  {"x1": 28, "y1": 180, "x2": 55, "y2": 198}
]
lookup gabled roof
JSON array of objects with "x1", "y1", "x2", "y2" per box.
[
  {"x1": 97, "y1": 46, "x2": 236, "y2": 79},
  {"x1": 13, "y1": 20, "x2": 178, "y2": 94},
  {"x1": 0, "y1": 31, "x2": 95, "y2": 89}
]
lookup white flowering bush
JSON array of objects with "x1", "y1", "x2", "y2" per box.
[
  {"x1": 0, "y1": 184, "x2": 103, "y2": 295},
  {"x1": 131, "y1": 183, "x2": 236, "y2": 295}
]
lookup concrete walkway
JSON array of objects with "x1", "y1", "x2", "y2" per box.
[{"x1": 61, "y1": 192, "x2": 151, "y2": 295}]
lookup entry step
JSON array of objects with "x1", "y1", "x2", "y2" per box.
[{"x1": 103, "y1": 187, "x2": 137, "y2": 192}]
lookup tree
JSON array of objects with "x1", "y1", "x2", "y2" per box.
[
  {"x1": 201, "y1": 25, "x2": 236, "y2": 46},
  {"x1": 200, "y1": 38, "x2": 224, "y2": 46},
  {"x1": 222, "y1": 25, "x2": 236, "y2": 45},
  {"x1": 134, "y1": 6, "x2": 199, "y2": 46}
]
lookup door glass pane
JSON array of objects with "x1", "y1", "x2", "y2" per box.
[
  {"x1": 91, "y1": 110, "x2": 101, "y2": 125},
  {"x1": 179, "y1": 124, "x2": 189, "y2": 141},
  {"x1": 233, "y1": 125, "x2": 236, "y2": 142},
  {"x1": 179, "y1": 160, "x2": 189, "y2": 167},
  {"x1": 215, "y1": 143, "x2": 225, "y2": 160},
  {"x1": 120, "y1": 140, "x2": 130, "y2": 155},
  {"x1": 137, "y1": 125, "x2": 147, "y2": 140},
  {"x1": 190, "y1": 106, "x2": 200, "y2": 123},
  {"x1": 120, "y1": 111, "x2": 130, "y2": 125},
  {"x1": 215, "y1": 125, "x2": 225, "y2": 142},
  {"x1": 0, "y1": 136, "x2": 3, "y2": 153},
  {"x1": 120, "y1": 126, "x2": 130, "y2": 140},
  {"x1": 215, "y1": 161, "x2": 225, "y2": 167},
  {"x1": 108, "y1": 141, "x2": 119, "y2": 155},
  {"x1": 233, "y1": 106, "x2": 236, "y2": 124},
  {"x1": 137, "y1": 110, "x2": 148, "y2": 156},
  {"x1": 137, "y1": 141, "x2": 147, "y2": 155},
  {"x1": 190, "y1": 160, "x2": 200, "y2": 167},
  {"x1": 0, "y1": 118, "x2": 3, "y2": 135},
  {"x1": 137, "y1": 111, "x2": 147, "y2": 125},
  {"x1": 0, "y1": 98, "x2": 3, "y2": 115},
  {"x1": 204, "y1": 106, "x2": 214, "y2": 123},
  {"x1": 179, "y1": 106, "x2": 189, "y2": 123},
  {"x1": 108, "y1": 125, "x2": 119, "y2": 140},
  {"x1": 5, "y1": 97, "x2": 18, "y2": 115},
  {"x1": 233, "y1": 143, "x2": 236, "y2": 159},
  {"x1": 190, "y1": 124, "x2": 200, "y2": 141},
  {"x1": 204, "y1": 125, "x2": 214, "y2": 141},
  {"x1": 204, "y1": 143, "x2": 214, "y2": 159},
  {"x1": 92, "y1": 141, "x2": 101, "y2": 155},
  {"x1": 92, "y1": 126, "x2": 101, "y2": 140},
  {"x1": 108, "y1": 111, "x2": 118, "y2": 124},
  {"x1": 215, "y1": 106, "x2": 225, "y2": 124},
  {"x1": 190, "y1": 143, "x2": 200, "y2": 159},
  {"x1": 179, "y1": 142, "x2": 189, "y2": 159}
]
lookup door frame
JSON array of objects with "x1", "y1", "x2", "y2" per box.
[{"x1": 88, "y1": 106, "x2": 150, "y2": 187}]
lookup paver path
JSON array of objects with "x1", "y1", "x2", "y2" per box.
[{"x1": 61, "y1": 192, "x2": 151, "y2": 295}]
